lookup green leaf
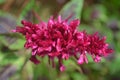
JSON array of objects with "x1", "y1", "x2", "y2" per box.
[
  {"x1": 0, "y1": 51, "x2": 19, "y2": 66},
  {"x1": 109, "y1": 54, "x2": 120, "y2": 75},
  {"x1": 0, "y1": 0, "x2": 6, "y2": 4},
  {"x1": 17, "y1": 0, "x2": 35, "y2": 25},
  {"x1": 71, "y1": 73, "x2": 88, "y2": 80},
  {"x1": 60, "y1": 0, "x2": 84, "y2": 19},
  {"x1": 9, "y1": 39, "x2": 25, "y2": 50},
  {"x1": 79, "y1": 24, "x2": 94, "y2": 33}
]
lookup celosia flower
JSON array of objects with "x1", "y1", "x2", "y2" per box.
[
  {"x1": 87, "y1": 33, "x2": 113, "y2": 62},
  {"x1": 13, "y1": 15, "x2": 113, "y2": 71}
]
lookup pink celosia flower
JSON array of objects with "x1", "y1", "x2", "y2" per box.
[
  {"x1": 87, "y1": 33, "x2": 113, "y2": 62},
  {"x1": 13, "y1": 15, "x2": 113, "y2": 71}
]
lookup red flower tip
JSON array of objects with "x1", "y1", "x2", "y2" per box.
[
  {"x1": 60, "y1": 65, "x2": 66, "y2": 72},
  {"x1": 30, "y1": 56, "x2": 40, "y2": 64}
]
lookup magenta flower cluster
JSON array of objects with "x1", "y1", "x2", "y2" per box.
[{"x1": 13, "y1": 16, "x2": 113, "y2": 71}]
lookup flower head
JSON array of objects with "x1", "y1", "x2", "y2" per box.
[
  {"x1": 13, "y1": 15, "x2": 113, "y2": 71},
  {"x1": 87, "y1": 33, "x2": 113, "y2": 62}
]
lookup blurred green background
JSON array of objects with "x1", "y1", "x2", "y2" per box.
[{"x1": 0, "y1": 0, "x2": 120, "y2": 80}]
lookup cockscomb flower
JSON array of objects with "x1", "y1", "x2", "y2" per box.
[
  {"x1": 12, "y1": 15, "x2": 113, "y2": 71},
  {"x1": 87, "y1": 33, "x2": 113, "y2": 62}
]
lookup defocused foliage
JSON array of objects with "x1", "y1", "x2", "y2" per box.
[{"x1": 0, "y1": 0, "x2": 120, "y2": 80}]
